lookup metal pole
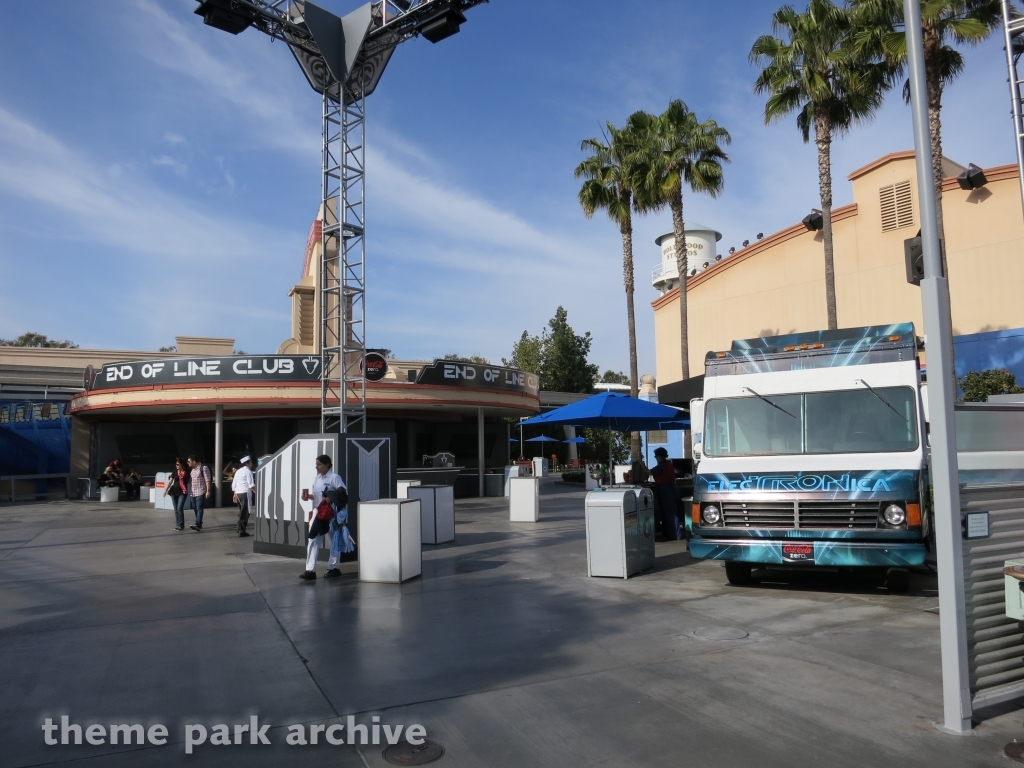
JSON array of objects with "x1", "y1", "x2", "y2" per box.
[
  {"x1": 608, "y1": 431, "x2": 613, "y2": 487},
  {"x1": 1001, "y1": 0, "x2": 1024, "y2": 217},
  {"x1": 904, "y1": 0, "x2": 971, "y2": 735},
  {"x1": 477, "y1": 407, "x2": 485, "y2": 498},
  {"x1": 215, "y1": 404, "x2": 224, "y2": 509}
]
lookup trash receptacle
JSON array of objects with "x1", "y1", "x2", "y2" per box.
[
  {"x1": 631, "y1": 487, "x2": 656, "y2": 572},
  {"x1": 407, "y1": 484, "x2": 455, "y2": 545},
  {"x1": 358, "y1": 498, "x2": 421, "y2": 583},
  {"x1": 585, "y1": 488, "x2": 655, "y2": 579},
  {"x1": 509, "y1": 476, "x2": 539, "y2": 522}
]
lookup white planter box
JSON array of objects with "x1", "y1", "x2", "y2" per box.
[
  {"x1": 358, "y1": 499, "x2": 421, "y2": 583},
  {"x1": 99, "y1": 486, "x2": 119, "y2": 503},
  {"x1": 509, "y1": 477, "x2": 539, "y2": 522},
  {"x1": 396, "y1": 479, "x2": 421, "y2": 499},
  {"x1": 407, "y1": 484, "x2": 455, "y2": 544}
]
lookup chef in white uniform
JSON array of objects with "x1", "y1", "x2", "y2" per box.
[{"x1": 231, "y1": 455, "x2": 256, "y2": 537}]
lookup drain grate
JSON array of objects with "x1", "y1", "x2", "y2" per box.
[
  {"x1": 1006, "y1": 742, "x2": 1024, "y2": 763},
  {"x1": 694, "y1": 626, "x2": 748, "y2": 641},
  {"x1": 383, "y1": 739, "x2": 445, "y2": 765}
]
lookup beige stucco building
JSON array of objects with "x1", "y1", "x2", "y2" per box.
[{"x1": 651, "y1": 152, "x2": 1024, "y2": 386}]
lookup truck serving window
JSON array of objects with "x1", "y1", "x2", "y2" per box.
[{"x1": 704, "y1": 387, "x2": 918, "y2": 456}]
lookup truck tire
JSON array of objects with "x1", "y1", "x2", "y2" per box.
[
  {"x1": 884, "y1": 568, "x2": 910, "y2": 593},
  {"x1": 725, "y1": 561, "x2": 752, "y2": 586}
]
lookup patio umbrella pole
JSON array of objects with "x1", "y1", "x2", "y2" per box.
[{"x1": 608, "y1": 431, "x2": 613, "y2": 487}]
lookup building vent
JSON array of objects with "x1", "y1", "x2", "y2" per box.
[{"x1": 879, "y1": 180, "x2": 914, "y2": 231}]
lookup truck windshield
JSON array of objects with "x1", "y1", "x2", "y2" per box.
[{"x1": 704, "y1": 387, "x2": 918, "y2": 456}]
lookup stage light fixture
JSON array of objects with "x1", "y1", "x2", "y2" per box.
[
  {"x1": 742, "y1": 239, "x2": 749, "y2": 247},
  {"x1": 729, "y1": 246, "x2": 735, "y2": 254},
  {"x1": 802, "y1": 211, "x2": 824, "y2": 231},
  {"x1": 194, "y1": 0, "x2": 256, "y2": 34},
  {"x1": 418, "y1": 6, "x2": 467, "y2": 43},
  {"x1": 956, "y1": 163, "x2": 988, "y2": 190},
  {"x1": 757, "y1": 232, "x2": 763, "y2": 239}
]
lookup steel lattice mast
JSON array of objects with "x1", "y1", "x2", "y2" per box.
[
  {"x1": 194, "y1": 0, "x2": 486, "y2": 433},
  {"x1": 1002, "y1": 0, "x2": 1024, "y2": 218}
]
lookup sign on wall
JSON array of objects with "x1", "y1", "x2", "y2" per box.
[
  {"x1": 89, "y1": 356, "x2": 323, "y2": 391},
  {"x1": 415, "y1": 360, "x2": 539, "y2": 396}
]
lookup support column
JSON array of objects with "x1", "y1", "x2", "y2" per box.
[
  {"x1": 565, "y1": 426, "x2": 578, "y2": 463},
  {"x1": 215, "y1": 405, "x2": 224, "y2": 508},
  {"x1": 477, "y1": 407, "x2": 485, "y2": 498},
  {"x1": 905, "y1": 0, "x2": 970, "y2": 734}
]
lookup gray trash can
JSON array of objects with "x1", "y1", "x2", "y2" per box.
[{"x1": 585, "y1": 488, "x2": 655, "y2": 578}]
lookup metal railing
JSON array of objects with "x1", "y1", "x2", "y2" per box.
[
  {"x1": 0, "y1": 473, "x2": 70, "y2": 503},
  {"x1": 651, "y1": 262, "x2": 679, "y2": 285}
]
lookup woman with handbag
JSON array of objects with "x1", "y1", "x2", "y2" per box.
[
  {"x1": 299, "y1": 454, "x2": 347, "y2": 581},
  {"x1": 167, "y1": 457, "x2": 191, "y2": 532}
]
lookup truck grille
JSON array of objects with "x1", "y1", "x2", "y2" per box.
[
  {"x1": 719, "y1": 500, "x2": 882, "y2": 529},
  {"x1": 722, "y1": 501, "x2": 796, "y2": 528},
  {"x1": 798, "y1": 501, "x2": 880, "y2": 529}
]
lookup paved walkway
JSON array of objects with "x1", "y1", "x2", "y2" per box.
[{"x1": 0, "y1": 486, "x2": 1019, "y2": 766}]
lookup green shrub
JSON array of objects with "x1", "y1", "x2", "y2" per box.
[{"x1": 561, "y1": 471, "x2": 585, "y2": 484}]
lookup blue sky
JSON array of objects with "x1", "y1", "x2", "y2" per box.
[{"x1": 0, "y1": 0, "x2": 1015, "y2": 377}]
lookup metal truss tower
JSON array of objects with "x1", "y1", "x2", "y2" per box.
[
  {"x1": 194, "y1": 0, "x2": 486, "y2": 433},
  {"x1": 1002, "y1": 0, "x2": 1024, "y2": 215}
]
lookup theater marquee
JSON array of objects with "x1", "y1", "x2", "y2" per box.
[{"x1": 87, "y1": 356, "x2": 324, "y2": 391}]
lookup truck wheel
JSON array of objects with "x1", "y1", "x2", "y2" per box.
[
  {"x1": 884, "y1": 568, "x2": 910, "y2": 593},
  {"x1": 725, "y1": 561, "x2": 753, "y2": 586}
]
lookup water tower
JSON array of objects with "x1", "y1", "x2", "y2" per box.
[{"x1": 651, "y1": 223, "x2": 723, "y2": 295}]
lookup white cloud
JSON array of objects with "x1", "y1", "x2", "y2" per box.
[{"x1": 0, "y1": 106, "x2": 288, "y2": 263}]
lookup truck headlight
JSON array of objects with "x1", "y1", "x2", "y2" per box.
[
  {"x1": 702, "y1": 504, "x2": 722, "y2": 525},
  {"x1": 883, "y1": 503, "x2": 906, "y2": 526}
]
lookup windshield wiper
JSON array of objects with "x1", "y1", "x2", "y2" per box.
[
  {"x1": 856, "y1": 379, "x2": 907, "y2": 422},
  {"x1": 743, "y1": 387, "x2": 796, "y2": 418}
]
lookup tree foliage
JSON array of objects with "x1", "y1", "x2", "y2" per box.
[
  {"x1": 579, "y1": 428, "x2": 630, "y2": 464},
  {"x1": 443, "y1": 353, "x2": 490, "y2": 365},
  {"x1": 543, "y1": 307, "x2": 599, "y2": 394},
  {"x1": 959, "y1": 368, "x2": 1024, "y2": 402},
  {"x1": 599, "y1": 370, "x2": 630, "y2": 384},
  {"x1": 751, "y1": 0, "x2": 887, "y2": 330},
  {"x1": 503, "y1": 331, "x2": 543, "y2": 375},
  {"x1": 0, "y1": 332, "x2": 78, "y2": 349},
  {"x1": 503, "y1": 307, "x2": 598, "y2": 394},
  {"x1": 576, "y1": 122, "x2": 643, "y2": 404},
  {"x1": 849, "y1": 0, "x2": 1003, "y2": 262},
  {"x1": 627, "y1": 100, "x2": 730, "y2": 380}
]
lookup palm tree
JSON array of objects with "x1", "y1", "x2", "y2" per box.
[
  {"x1": 751, "y1": 0, "x2": 887, "y2": 330},
  {"x1": 628, "y1": 101, "x2": 730, "y2": 380},
  {"x1": 850, "y1": 0, "x2": 1003, "y2": 269},
  {"x1": 576, "y1": 123, "x2": 644, "y2": 462}
]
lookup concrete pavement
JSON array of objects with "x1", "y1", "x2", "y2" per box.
[{"x1": 0, "y1": 485, "x2": 1020, "y2": 767}]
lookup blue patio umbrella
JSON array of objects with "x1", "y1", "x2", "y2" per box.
[
  {"x1": 521, "y1": 391, "x2": 688, "y2": 432},
  {"x1": 521, "y1": 392, "x2": 689, "y2": 478},
  {"x1": 524, "y1": 435, "x2": 560, "y2": 442},
  {"x1": 564, "y1": 437, "x2": 586, "y2": 443}
]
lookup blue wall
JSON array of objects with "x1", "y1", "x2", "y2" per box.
[
  {"x1": 0, "y1": 401, "x2": 71, "y2": 476},
  {"x1": 954, "y1": 327, "x2": 1024, "y2": 385}
]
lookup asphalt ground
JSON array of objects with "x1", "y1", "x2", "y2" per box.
[{"x1": 1, "y1": 484, "x2": 1021, "y2": 767}]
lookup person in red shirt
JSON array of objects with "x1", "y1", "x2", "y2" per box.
[
  {"x1": 650, "y1": 447, "x2": 681, "y2": 540},
  {"x1": 167, "y1": 458, "x2": 190, "y2": 531}
]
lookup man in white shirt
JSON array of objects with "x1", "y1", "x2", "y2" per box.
[
  {"x1": 231, "y1": 456, "x2": 256, "y2": 538},
  {"x1": 300, "y1": 454, "x2": 347, "y2": 581}
]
